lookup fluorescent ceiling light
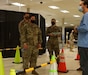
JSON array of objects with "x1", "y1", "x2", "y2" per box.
[
  {"x1": 48, "y1": 6, "x2": 59, "y2": 9},
  {"x1": 11, "y1": 2, "x2": 25, "y2": 6},
  {"x1": 70, "y1": 24, "x2": 74, "y2": 26},
  {"x1": 73, "y1": 15, "x2": 80, "y2": 17},
  {"x1": 60, "y1": 10, "x2": 70, "y2": 13},
  {"x1": 64, "y1": 22, "x2": 67, "y2": 24}
]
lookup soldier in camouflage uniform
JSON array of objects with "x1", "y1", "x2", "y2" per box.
[
  {"x1": 19, "y1": 14, "x2": 42, "y2": 75},
  {"x1": 73, "y1": 28, "x2": 78, "y2": 40},
  {"x1": 69, "y1": 30, "x2": 75, "y2": 52},
  {"x1": 46, "y1": 18, "x2": 61, "y2": 63}
]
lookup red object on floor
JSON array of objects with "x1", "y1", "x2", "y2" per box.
[
  {"x1": 75, "y1": 53, "x2": 80, "y2": 60},
  {"x1": 58, "y1": 49, "x2": 68, "y2": 73}
]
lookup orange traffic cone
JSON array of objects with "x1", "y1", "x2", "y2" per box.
[
  {"x1": 75, "y1": 53, "x2": 80, "y2": 60},
  {"x1": 58, "y1": 49, "x2": 68, "y2": 73}
]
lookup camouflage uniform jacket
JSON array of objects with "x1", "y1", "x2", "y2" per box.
[
  {"x1": 46, "y1": 25, "x2": 61, "y2": 46},
  {"x1": 19, "y1": 20, "x2": 42, "y2": 48},
  {"x1": 69, "y1": 32, "x2": 74, "y2": 41},
  {"x1": 73, "y1": 32, "x2": 78, "y2": 40}
]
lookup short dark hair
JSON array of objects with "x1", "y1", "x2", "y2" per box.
[
  {"x1": 30, "y1": 14, "x2": 35, "y2": 17},
  {"x1": 51, "y1": 18, "x2": 56, "y2": 21},
  {"x1": 24, "y1": 12, "x2": 29, "y2": 15},
  {"x1": 23, "y1": 13, "x2": 32, "y2": 19},
  {"x1": 81, "y1": 0, "x2": 88, "y2": 8}
]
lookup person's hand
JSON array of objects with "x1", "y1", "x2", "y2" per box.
[
  {"x1": 74, "y1": 26, "x2": 78, "y2": 32},
  {"x1": 49, "y1": 33, "x2": 54, "y2": 36},
  {"x1": 74, "y1": 26, "x2": 78, "y2": 29},
  {"x1": 57, "y1": 34, "x2": 61, "y2": 37},
  {"x1": 38, "y1": 44, "x2": 41, "y2": 48},
  {"x1": 37, "y1": 43, "x2": 43, "y2": 50},
  {"x1": 23, "y1": 43, "x2": 28, "y2": 49}
]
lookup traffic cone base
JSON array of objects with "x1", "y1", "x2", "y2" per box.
[
  {"x1": 58, "y1": 62, "x2": 68, "y2": 73},
  {"x1": 58, "y1": 49, "x2": 68, "y2": 73},
  {"x1": 75, "y1": 54, "x2": 80, "y2": 60},
  {"x1": 13, "y1": 46, "x2": 22, "y2": 64},
  {"x1": 49, "y1": 69, "x2": 58, "y2": 75},
  {"x1": 58, "y1": 70, "x2": 69, "y2": 73},
  {"x1": 10, "y1": 69, "x2": 16, "y2": 75},
  {"x1": 12, "y1": 61, "x2": 22, "y2": 64}
]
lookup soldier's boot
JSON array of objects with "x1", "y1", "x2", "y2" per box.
[
  {"x1": 19, "y1": 72, "x2": 26, "y2": 75},
  {"x1": 70, "y1": 48, "x2": 74, "y2": 52},
  {"x1": 70, "y1": 50, "x2": 74, "y2": 52},
  {"x1": 76, "y1": 67, "x2": 82, "y2": 71},
  {"x1": 56, "y1": 56, "x2": 60, "y2": 64},
  {"x1": 32, "y1": 70, "x2": 39, "y2": 75},
  {"x1": 21, "y1": 68, "x2": 28, "y2": 75},
  {"x1": 22, "y1": 73, "x2": 26, "y2": 75}
]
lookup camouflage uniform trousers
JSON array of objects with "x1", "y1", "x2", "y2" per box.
[
  {"x1": 70, "y1": 41, "x2": 74, "y2": 50},
  {"x1": 47, "y1": 43, "x2": 60, "y2": 63},
  {"x1": 21, "y1": 45, "x2": 39, "y2": 70}
]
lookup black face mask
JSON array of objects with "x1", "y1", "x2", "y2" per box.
[
  {"x1": 31, "y1": 20, "x2": 36, "y2": 23},
  {"x1": 51, "y1": 22, "x2": 55, "y2": 25},
  {"x1": 25, "y1": 16, "x2": 29, "y2": 20}
]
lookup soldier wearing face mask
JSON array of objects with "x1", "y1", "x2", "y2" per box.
[
  {"x1": 46, "y1": 18, "x2": 61, "y2": 63},
  {"x1": 19, "y1": 15, "x2": 42, "y2": 75},
  {"x1": 19, "y1": 13, "x2": 30, "y2": 35},
  {"x1": 18, "y1": 13, "x2": 30, "y2": 75},
  {"x1": 19, "y1": 13, "x2": 30, "y2": 48}
]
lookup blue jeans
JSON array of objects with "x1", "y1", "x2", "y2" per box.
[{"x1": 78, "y1": 47, "x2": 88, "y2": 75}]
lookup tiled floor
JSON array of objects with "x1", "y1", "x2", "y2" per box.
[{"x1": 3, "y1": 47, "x2": 82, "y2": 75}]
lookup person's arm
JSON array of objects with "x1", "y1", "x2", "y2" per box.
[
  {"x1": 51, "y1": 27, "x2": 61, "y2": 37},
  {"x1": 38, "y1": 28, "x2": 42, "y2": 48},
  {"x1": 56, "y1": 27, "x2": 61, "y2": 37},
  {"x1": 77, "y1": 14, "x2": 88, "y2": 32},
  {"x1": 46, "y1": 27, "x2": 55, "y2": 37},
  {"x1": 18, "y1": 21, "x2": 28, "y2": 49}
]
